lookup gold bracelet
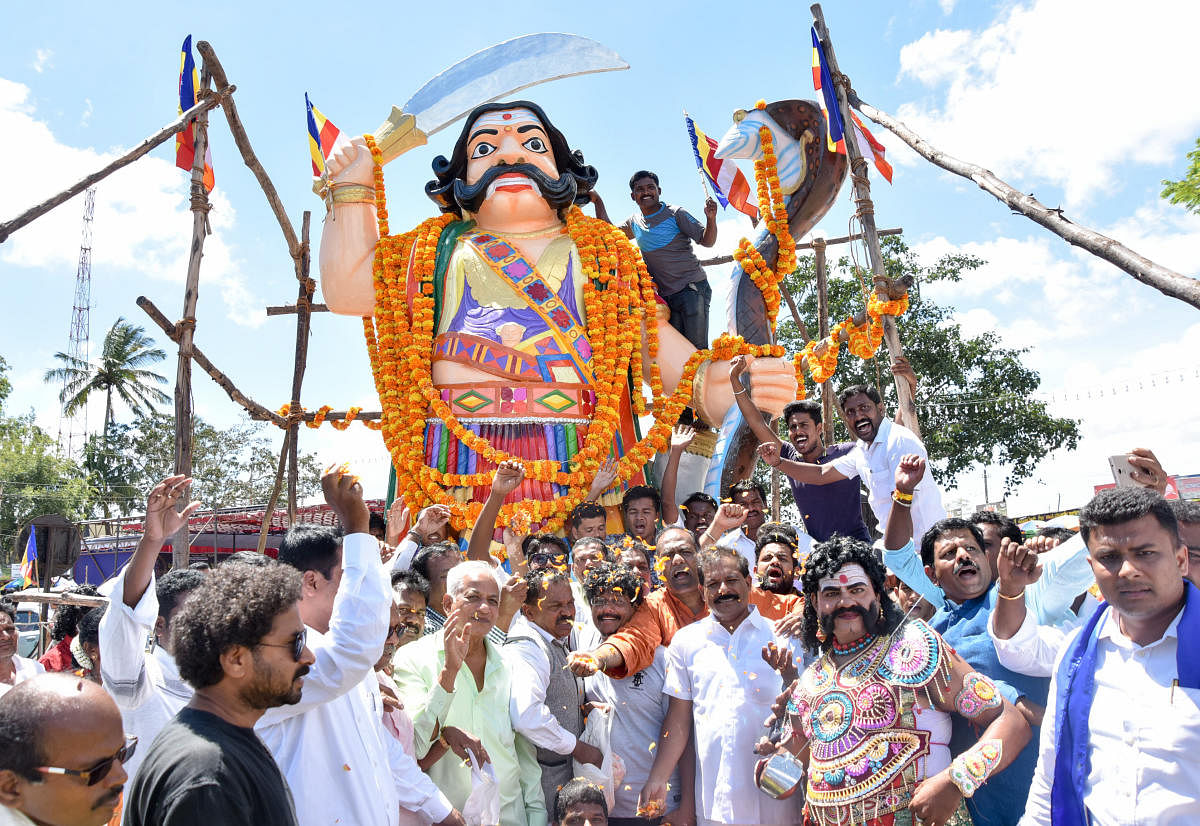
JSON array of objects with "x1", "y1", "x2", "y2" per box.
[
  {"x1": 691, "y1": 360, "x2": 712, "y2": 424},
  {"x1": 997, "y1": 588, "x2": 1026, "y2": 601},
  {"x1": 332, "y1": 185, "x2": 376, "y2": 204}
]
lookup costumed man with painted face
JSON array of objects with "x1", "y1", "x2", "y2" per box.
[
  {"x1": 765, "y1": 536, "x2": 1031, "y2": 826},
  {"x1": 318, "y1": 101, "x2": 796, "y2": 534}
]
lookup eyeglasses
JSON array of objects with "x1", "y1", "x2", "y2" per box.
[
  {"x1": 257, "y1": 627, "x2": 308, "y2": 661},
  {"x1": 38, "y1": 735, "x2": 137, "y2": 786}
]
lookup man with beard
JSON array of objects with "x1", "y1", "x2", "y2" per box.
[
  {"x1": 730, "y1": 356, "x2": 870, "y2": 543},
  {"x1": 320, "y1": 101, "x2": 796, "y2": 522},
  {"x1": 0, "y1": 674, "x2": 130, "y2": 826},
  {"x1": 579, "y1": 562, "x2": 684, "y2": 825},
  {"x1": 754, "y1": 530, "x2": 801, "y2": 597},
  {"x1": 758, "y1": 381, "x2": 945, "y2": 545},
  {"x1": 126, "y1": 562, "x2": 313, "y2": 826},
  {"x1": 883, "y1": 456, "x2": 1048, "y2": 826},
  {"x1": 95, "y1": 476, "x2": 205, "y2": 782},
  {"x1": 258, "y1": 471, "x2": 460, "y2": 826},
  {"x1": 763, "y1": 536, "x2": 1031, "y2": 826},
  {"x1": 569, "y1": 527, "x2": 801, "y2": 679},
  {"x1": 640, "y1": 548, "x2": 803, "y2": 826},
  {"x1": 392, "y1": 561, "x2": 546, "y2": 826},
  {"x1": 506, "y1": 571, "x2": 603, "y2": 809}
]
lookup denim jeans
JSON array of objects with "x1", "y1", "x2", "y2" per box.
[{"x1": 665, "y1": 279, "x2": 712, "y2": 351}]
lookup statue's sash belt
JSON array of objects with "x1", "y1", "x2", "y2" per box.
[{"x1": 463, "y1": 231, "x2": 593, "y2": 383}]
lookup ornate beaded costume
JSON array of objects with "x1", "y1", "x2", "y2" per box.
[{"x1": 790, "y1": 620, "x2": 972, "y2": 826}]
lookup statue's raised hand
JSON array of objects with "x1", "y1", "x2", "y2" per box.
[
  {"x1": 325, "y1": 136, "x2": 374, "y2": 187},
  {"x1": 747, "y1": 357, "x2": 798, "y2": 419}
]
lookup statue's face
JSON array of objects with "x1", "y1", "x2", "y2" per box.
[{"x1": 464, "y1": 107, "x2": 560, "y2": 224}]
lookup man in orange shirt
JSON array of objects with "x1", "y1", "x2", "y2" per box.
[{"x1": 569, "y1": 527, "x2": 801, "y2": 679}]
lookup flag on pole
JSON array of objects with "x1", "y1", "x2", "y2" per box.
[
  {"x1": 19, "y1": 529, "x2": 37, "y2": 588},
  {"x1": 306, "y1": 94, "x2": 351, "y2": 177},
  {"x1": 176, "y1": 35, "x2": 215, "y2": 192},
  {"x1": 811, "y1": 27, "x2": 893, "y2": 184},
  {"x1": 684, "y1": 113, "x2": 759, "y2": 223}
]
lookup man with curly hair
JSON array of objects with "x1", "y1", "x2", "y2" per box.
[
  {"x1": 764, "y1": 535, "x2": 1030, "y2": 826},
  {"x1": 125, "y1": 560, "x2": 312, "y2": 826}
]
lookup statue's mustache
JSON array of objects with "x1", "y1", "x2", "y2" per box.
[{"x1": 452, "y1": 162, "x2": 577, "y2": 214}]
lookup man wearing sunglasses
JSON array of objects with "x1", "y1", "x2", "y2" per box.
[
  {"x1": 125, "y1": 557, "x2": 311, "y2": 826},
  {"x1": 0, "y1": 673, "x2": 129, "y2": 826}
]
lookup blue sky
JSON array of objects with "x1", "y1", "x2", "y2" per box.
[{"x1": 2, "y1": 0, "x2": 1199, "y2": 517}]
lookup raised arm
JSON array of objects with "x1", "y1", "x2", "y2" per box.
[
  {"x1": 466, "y1": 461, "x2": 525, "y2": 562},
  {"x1": 699, "y1": 198, "x2": 718, "y2": 247},
  {"x1": 318, "y1": 137, "x2": 382, "y2": 316},
  {"x1": 123, "y1": 476, "x2": 202, "y2": 610},
  {"x1": 660, "y1": 425, "x2": 695, "y2": 526},
  {"x1": 730, "y1": 355, "x2": 782, "y2": 447},
  {"x1": 589, "y1": 190, "x2": 614, "y2": 225},
  {"x1": 881, "y1": 455, "x2": 945, "y2": 610}
]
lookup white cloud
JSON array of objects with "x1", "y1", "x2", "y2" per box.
[
  {"x1": 0, "y1": 77, "x2": 265, "y2": 328},
  {"x1": 937, "y1": 0, "x2": 957, "y2": 13},
  {"x1": 896, "y1": 0, "x2": 1200, "y2": 206},
  {"x1": 31, "y1": 49, "x2": 52, "y2": 73},
  {"x1": 80, "y1": 98, "x2": 92, "y2": 127}
]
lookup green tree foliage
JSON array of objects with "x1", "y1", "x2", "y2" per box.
[
  {"x1": 0, "y1": 359, "x2": 91, "y2": 564},
  {"x1": 83, "y1": 413, "x2": 323, "y2": 515},
  {"x1": 1161, "y1": 137, "x2": 1200, "y2": 214},
  {"x1": 773, "y1": 236, "x2": 1079, "y2": 493},
  {"x1": 45, "y1": 318, "x2": 170, "y2": 432}
]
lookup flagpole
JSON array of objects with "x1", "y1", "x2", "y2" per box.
[
  {"x1": 684, "y1": 110, "x2": 716, "y2": 203},
  {"x1": 811, "y1": 3, "x2": 921, "y2": 438}
]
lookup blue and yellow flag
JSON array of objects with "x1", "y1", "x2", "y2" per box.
[{"x1": 176, "y1": 35, "x2": 215, "y2": 192}]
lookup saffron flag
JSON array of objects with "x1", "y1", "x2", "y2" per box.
[
  {"x1": 306, "y1": 94, "x2": 351, "y2": 178},
  {"x1": 176, "y1": 35, "x2": 215, "y2": 192},
  {"x1": 19, "y1": 529, "x2": 37, "y2": 588},
  {"x1": 811, "y1": 27, "x2": 892, "y2": 184},
  {"x1": 684, "y1": 113, "x2": 759, "y2": 223}
]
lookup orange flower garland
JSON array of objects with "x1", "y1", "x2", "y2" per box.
[{"x1": 732, "y1": 125, "x2": 795, "y2": 330}]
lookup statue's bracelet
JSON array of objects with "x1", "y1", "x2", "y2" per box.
[{"x1": 332, "y1": 185, "x2": 376, "y2": 204}]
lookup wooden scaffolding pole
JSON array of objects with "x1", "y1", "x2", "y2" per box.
[
  {"x1": 170, "y1": 69, "x2": 214, "y2": 570},
  {"x1": 812, "y1": 4, "x2": 921, "y2": 439},
  {"x1": 812, "y1": 236, "x2": 835, "y2": 445},
  {"x1": 286, "y1": 213, "x2": 313, "y2": 523}
]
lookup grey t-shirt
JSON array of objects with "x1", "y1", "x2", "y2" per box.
[
  {"x1": 622, "y1": 204, "x2": 707, "y2": 297},
  {"x1": 585, "y1": 644, "x2": 682, "y2": 817}
]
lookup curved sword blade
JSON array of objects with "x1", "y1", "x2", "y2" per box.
[{"x1": 402, "y1": 33, "x2": 628, "y2": 137}]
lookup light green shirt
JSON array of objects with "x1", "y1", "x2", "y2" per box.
[{"x1": 392, "y1": 630, "x2": 547, "y2": 826}]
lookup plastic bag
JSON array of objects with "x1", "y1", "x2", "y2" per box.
[
  {"x1": 462, "y1": 747, "x2": 501, "y2": 826},
  {"x1": 571, "y1": 704, "x2": 626, "y2": 811}
]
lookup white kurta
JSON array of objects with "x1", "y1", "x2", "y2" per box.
[
  {"x1": 0, "y1": 655, "x2": 44, "y2": 698},
  {"x1": 257, "y1": 532, "x2": 451, "y2": 826},
  {"x1": 663, "y1": 608, "x2": 802, "y2": 826},
  {"x1": 97, "y1": 565, "x2": 192, "y2": 782},
  {"x1": 1020, "y1": 606, "x2": 1200, "y2": 825}
]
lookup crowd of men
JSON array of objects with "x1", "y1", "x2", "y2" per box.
[{"x1": 1, "y1": 364, "x2": 1195, "y2": 826}]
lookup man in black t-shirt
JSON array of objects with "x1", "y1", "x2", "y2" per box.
[{"x1": 126, "y1": 535, "x2": 319, "y2": 826}]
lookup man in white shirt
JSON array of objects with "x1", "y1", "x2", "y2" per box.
[
  {"x1": 96, "y1": 475, "x2": 206, "y2": 781},
  {"x1": 505, "y1": 570, "x2": 603, "y2": 809},
  {"x1": 258, "y1": 470, "x2": 461, "y2": 826},
  {"x1": 0, "y1": 601, "x2": 44, "y2": 700},
  {"x1": 758, "y1": 383, "x2": 945, "y2": 544},
  {"x1": 640, "y1": 547, "x2": 802, "y2": 826},
  {"x1": 1021, "y1": 487, "x2": 1200, "y2": 826}
]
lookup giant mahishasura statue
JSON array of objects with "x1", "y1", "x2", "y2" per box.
[{"x1": 319, "y1": 100, "x2": 819, "y2": 534}]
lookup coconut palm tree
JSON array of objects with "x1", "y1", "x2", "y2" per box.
[{"x1": 45, "y1": 318, "x2": 171, "y2": 431}]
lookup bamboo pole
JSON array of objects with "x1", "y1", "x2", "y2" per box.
[
  {"x1": 137, "y1": 296, "x2": 288, "y2": 426},
  {"x1": 286, "y1": 213, "x2": 313, "y2": 524},
  {"x1": 696, "y1": 227, "x2": 902, "y2": 267},
  {"x1": 812, "y1": 4, "x2": 921, "y2": 439},
  {"x1": 170, "y1": 68, "x2": 214, "y2": 570},
  {"x1": 813, "y1": 237, "x2": 835, "y2": 445},
  {"x1": 257, "y1": 431, "x2": 291, "y2": 554},
  {"x1": 195, "y1": 41, "x2": 301, "y2": 262},
  {"x1": 850, "y1": 94, "x2": 1200, "y2": 312},
  {"x1": 0, "y1": 92, "x2": 232, "y2": 245}
]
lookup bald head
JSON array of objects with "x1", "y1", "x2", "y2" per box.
[{"x1": 0, "y1": 674, "x2": 127, "y2": 826}]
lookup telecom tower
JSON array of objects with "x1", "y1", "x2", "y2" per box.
[{"x1": 58, "y1": 188, "x2": 95, "y2": 456}]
